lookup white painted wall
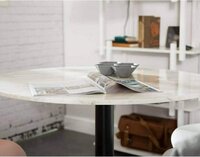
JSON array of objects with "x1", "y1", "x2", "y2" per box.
[
  {"x1": 63, "y1": 1, "x2": 200, "y2": 135},
  {"x1": 0, "y1": 0, "x2": 65, "y2": 139}
]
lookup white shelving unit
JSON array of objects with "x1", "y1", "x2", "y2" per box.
[
  {"x1": 114, "y1": 137, "x2": 161, "y2": 156},
  {"x1": 98, "y1": 0, "x2": 200, "y2": 156},
  {"x1": 108, "y1": 47, "x2": 200, "y2": 55},
  {"x1": 106, "y1": 43, "x2": 200, "y2": 56},
  {"x1": 105, "y1": 40, "x2": 200, "y2": 70},
  {"x1": 99, "y1": 0, "x2": 200, "y2": 70}
]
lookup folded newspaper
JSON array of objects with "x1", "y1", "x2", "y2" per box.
[{"x1": 29, "y1": 72, "x2": 159, "y2": 96}]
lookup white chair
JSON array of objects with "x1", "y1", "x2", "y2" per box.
[
  {"x1": 163, "y1": 123, "x2": 200, "y2": 156},
  {"x1": 0, "y1": 139, "x2": 26, "y2": 156}
]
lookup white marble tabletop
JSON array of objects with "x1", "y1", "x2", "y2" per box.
[{"x1": 0, "y1": 66, "x2": 199, "y2": 105}]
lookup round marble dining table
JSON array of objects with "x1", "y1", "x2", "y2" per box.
[{"x1": 0, "y1": 66, "x2": 200, "y2": 156}]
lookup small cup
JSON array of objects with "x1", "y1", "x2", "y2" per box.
[
  {"x1": 112, "y1": 63, "x2": 139, "y2": 78},
  {"x1": 96, "y1": 61, "x2": 117, "y2": 76},
  {"x1": 99, "y1": 61, "x2": 117, "y2": 65},
  {"x1": 115, "y1": 63, "x2": 138, "y2": 66}
]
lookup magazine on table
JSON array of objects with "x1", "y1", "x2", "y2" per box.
[
  {"x1": 107, "y1": 75, "x2": 160, "y2": 93},
  {"x1": 29, "y1": 72, "x2": 159, "y2": 96},
  {"x1": 29, "y1": 83, "x2": 69, "y2": 96}
]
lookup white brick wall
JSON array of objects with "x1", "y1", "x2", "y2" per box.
[{"x1": 0, "y1": 1, "x2": 65, "y2": 139}]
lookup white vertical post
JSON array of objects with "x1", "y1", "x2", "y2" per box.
[
  {"x1": 188, "y1": 99, "x2": 199, "y2": 124},
  {"x1": 169, "y1": 101, "x2": 176, "y2": 117},
  {"x1": 191, "y1": 0, "x2": 200, "y2": 49},
  {"x1": 177, "y1": 101, "x2": 185, "y2": 127},
  {"x1": 179, "y1": 0, "x2": 187, "y2": 61},
  {"x1": 99, "y1": 0, "x2": 105, "y2": 56},
  {"x1": 170, "y1": 42, "x2": 177, "y2": 70},
  {"x1": 106, "y1": 40, "x2": 112, "y2": 61}
]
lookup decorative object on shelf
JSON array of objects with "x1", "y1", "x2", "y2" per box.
[
  {"x1": 116, "y1": 113, "x2": 177, "y2": 154},
  {"x1": 166, "y1": 26, "x2": 193, "y2": 51},
  {"x1": 166, "y1": 26, "x2": 179, "y2": 48},
  {"x1": 138, "y1": 16, "x2": 160, "y2": 48}
]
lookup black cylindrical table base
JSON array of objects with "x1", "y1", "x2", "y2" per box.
[{"x1": 95, "y1": 105, "x2": 114, "y2": 156}]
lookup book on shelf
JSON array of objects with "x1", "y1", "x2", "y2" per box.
[
  {"x1": 112, "y1": 41, "x2": 139, "y2": 48},
  {"x1": 29, "y1": 72, "x2": 160, "y2": 96},
  {"x1": 114, "y1": 36, "x2": 137, "y2": 43},
  {"x1": 138, "y1": 15, "x2": 160, "y2": 48},
  {"x1": 124, "y1": 36, "x2": 137, "y2": 42}
]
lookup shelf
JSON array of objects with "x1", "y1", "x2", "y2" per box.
[
  {"x1": 109, "y1": 47, "x2": 200, "y2": 55},
  {"x1": 114, "y1": 137, "x2": 161, "y2": 156}
]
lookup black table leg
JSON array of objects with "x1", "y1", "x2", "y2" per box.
[{"x1": 95, "y1": 105, "x2": 114, "y2": 156}]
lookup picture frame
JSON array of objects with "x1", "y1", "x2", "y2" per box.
[{"x1": 166, "y1": 26, "x2": 179, "y2": 48}]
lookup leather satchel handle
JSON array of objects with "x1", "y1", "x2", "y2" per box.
[
  {"x1": 138, "y1": 116, "x2": 165, "y2": 152},
  {"x1": 139, "y1": 117, "x2": 160, "y2": 147},
  {"x1": 125, "y1": 115, "x2": 162, "y2": 148}
]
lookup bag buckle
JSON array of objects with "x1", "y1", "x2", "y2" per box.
[{"x1": 123, "y1": 125, "x2": 132, "y2": 145}]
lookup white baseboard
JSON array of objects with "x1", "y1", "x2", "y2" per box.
[
  {"x1": 64, "y1": 115, "x2": 118, "y2": 135},
  {"x1": 64, "y1": 115, "x2": 95, "y2": 135}
]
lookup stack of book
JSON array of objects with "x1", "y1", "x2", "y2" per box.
[{"x1": 112, "y1": 36, "x2": 139, "y2": 48}]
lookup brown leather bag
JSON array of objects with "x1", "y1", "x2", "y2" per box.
[{"x1": 116, "y1": 113, "x2": 177, "y2": 154}]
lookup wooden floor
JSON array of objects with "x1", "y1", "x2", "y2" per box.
[{"x1": 18, "y1": 129, "x2": 132, "y2": 156}]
